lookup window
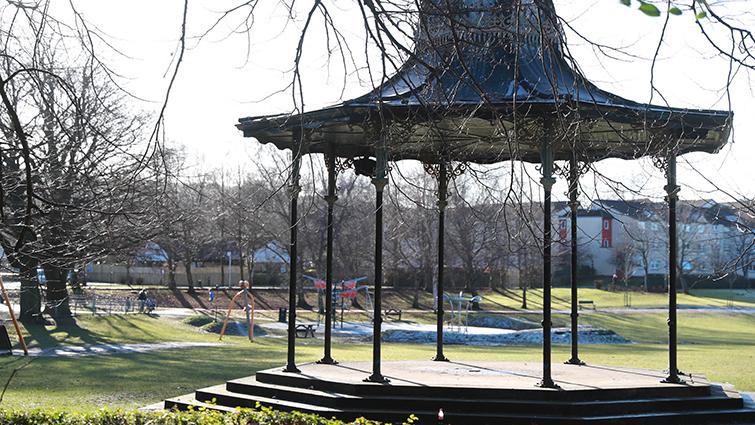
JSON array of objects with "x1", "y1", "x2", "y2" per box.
[
  {"x1": 603, "y1": 220, "x2": 610, "y2": 230},
  {"x1": 601, "y1": 239, "x2": 611, "y2": 248}
]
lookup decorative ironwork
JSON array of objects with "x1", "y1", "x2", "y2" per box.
[
  {"x1": 335, "y1": 157, "x2": 353, "y2": 173},
  {"x1": 652, "y1": 155, "x2": 669, "y2": 172},
  {"x1": 423, "y1": 161, "x2": 467, "y2": 178},
  {"x1": 662, "y1": 154, "x2": 683, "y2": 384},
  {"x1": 319, "y1": 151, "x2": 338, "y2": 366},
  {"x1": 423, "y1": 162, "x2": 441, "y2": 177},
  {"x1": 417, "y1": 0, "x2": 563, "y2": 53}
]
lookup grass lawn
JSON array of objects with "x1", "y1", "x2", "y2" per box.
[
  {"x1": 0, "y1": 311, "x2": 752, "y2": 412},
  {"x1": 477, "y1": 288, "x2": 755, "y2": 310}
]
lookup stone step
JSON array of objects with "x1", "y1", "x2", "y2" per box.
[
  {"x1": 163, "y1": 393, "x2": 236, "y2": 413},
  {"x1": 225, "y1": 375, "x2": 743, "y2": 416},
  {"x1": 255, "y1": 369, "x2": 714, "y2": 401},
  {"x1": 171, "y1": 386, "x2": 755, "y2": 425}
]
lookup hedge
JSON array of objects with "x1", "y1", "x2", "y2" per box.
[{"x1": 0, "y1": 407, "x2": 401, "y2": 425}]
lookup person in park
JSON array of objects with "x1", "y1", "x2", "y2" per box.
[
  {"x1": 137, "y1": 289, "x2": 155, "y2": 313},
  {"x1": 137, "y1": 289, "x2": 147, "y2": 313}
]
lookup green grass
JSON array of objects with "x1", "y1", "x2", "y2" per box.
[
  {"x1": 0, "y1": 312, "x2": 752, "y2": 412},
  {"x1": 478, "y1": 288, "x2": 755, "y2": 310},
  {"x1": 18, "y1": 314, "x2": 213, "y2": 349}
]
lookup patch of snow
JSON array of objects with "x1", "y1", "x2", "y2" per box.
[{"x1": 383, "y1": 327, "x2": 631, "y2": 345}]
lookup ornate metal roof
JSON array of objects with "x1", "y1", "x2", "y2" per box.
[{"x1": 238, "y1": 0, "x2": 732, "y2": 164}]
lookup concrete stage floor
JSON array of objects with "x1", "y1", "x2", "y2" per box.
[{"x1": 266, "y1": 360, "x2": 710, "y2": 392}]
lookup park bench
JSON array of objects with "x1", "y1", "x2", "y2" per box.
[
  {"x1": 383, "y1": 308, "x2": 403, "y2": 321},
  {"x1": 578, "y1": 300, "x2": 596, "y2": 310},
  {"x1": 295, "y1": 324, "x2": 316, "y2": 338}
]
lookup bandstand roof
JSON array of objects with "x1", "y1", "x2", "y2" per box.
[{"x1": 237, "y1": 0, "x2": 732, "y2": 164}]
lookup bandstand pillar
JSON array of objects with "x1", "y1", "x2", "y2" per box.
[
  {"x1": 434, "y1": 161, "x2": 449, "y2": 362},
  {"x1": 366, "y1": 143, "x2": 389, "y2": 383},
  {"x1": 566, "y1": 155, "x2": 585, "y2": 366},
  {"x1": 662, "y1": 153, "x2": 682, "y2": 384},
  {"x1": 319, "y1": 146, "x2": 338, "y2": 365},
  {"x1": 284, "y1": 131, "x2": 303, "y2": 374},
  {"x1": 539, "y1": 140, "x2": 558, "y2": 388}
]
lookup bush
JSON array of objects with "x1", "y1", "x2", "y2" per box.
[
  {"x1": 0, "y1": 408, "x2": 385, "y2": 425},
  {"x1": 183, "y1": 314, "x2": 215, "y2": 328}
]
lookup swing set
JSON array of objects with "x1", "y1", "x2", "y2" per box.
[
  {"x1": 0, "y1": 275, "x2": 27, "y2": 355},
  {"x1": 304, "y1": 275, "x2": 372, "y2": 328},
  {"x1": 218, "y1": 280, "x2": 255, "y2": 342}
]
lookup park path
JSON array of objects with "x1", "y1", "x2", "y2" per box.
[{"x1": 148, "y1": 305, "x2": 755, "y2": 317}]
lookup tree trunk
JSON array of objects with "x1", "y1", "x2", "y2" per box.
[
  {"x1": 239, "y1": 252, "x2": 245, "y2": 282},
  {"x1": 679, "y1": 271, "x2": 689, "y2": 295},
  {"x1": 185, "y1": 259, "x2": 195, "y2": 294},
  {"x1": 220, "y1": 259, "x2": 225, "y2": 288},
  {"x1": 43, "y1": 265, "x2": 73, "y2": 324},
  {"x1": 167, "y1": 259, "x2": 177, "y2": 289},
  {"x1": 412, "y1": 269, "x2": 421, "y2": 309},
  {"x1": 297, "y1": 274, "x2": 311, "y2": 309},
  {"x1": 19, "y1": 262, "x2": 41, "y2": 322}
]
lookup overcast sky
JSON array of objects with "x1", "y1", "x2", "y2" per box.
[{"x1": 69, "y1": 0, "x2": 754, "y2": 202}]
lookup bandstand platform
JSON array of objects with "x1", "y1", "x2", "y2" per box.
[
  {"x1": 165, "y1": 360, "x2": 755, "y2": 424},
  {"x1": 164, "y1": 0, "x2": 748, "y2": 422}
]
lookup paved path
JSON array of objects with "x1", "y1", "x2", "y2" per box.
[
  {"x1": 14, "y1": 341, "x2": 224, "y2": 357},
  {"x1": 150, "y1": 306, "x2": 755, "y2": 317}
]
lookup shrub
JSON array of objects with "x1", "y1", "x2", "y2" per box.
[
  {"x1": 0, "y1": 408, "x2": 385, "y2": 425},
  {"x1": 183, "y1": 314, "x2": 215, "y2": 328}
]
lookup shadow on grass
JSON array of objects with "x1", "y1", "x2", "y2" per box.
[{"x1": 20, "y1": 318, "x2": 105, "y2": 349}]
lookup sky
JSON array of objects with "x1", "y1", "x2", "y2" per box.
[{"x1": 67, "y1": 0, "x2": 755, "y2": 202}]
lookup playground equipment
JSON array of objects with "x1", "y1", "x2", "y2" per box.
[
  {"x1": 337, "y1": 277, "x2": 373, "y2": 328},
  {"x1": 0, "y1": 274, "x2": 27, "y2": 355},
  {"x1": 443, "y1": 292, "x2": 482, "y2": 333},
  {"x1": 304, "y1": 275, "x2": 374, "y2": 329},
  {"x1": 219, "y1": 281, "x2": 255, "y2": 342}
]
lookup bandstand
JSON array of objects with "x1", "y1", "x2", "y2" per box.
[{"x1": 165, "y1": 0, "x2": 754, "y2": 423}]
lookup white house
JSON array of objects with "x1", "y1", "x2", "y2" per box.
[{"x1": 558, "y1": 199, "x2": 755, "y2": 286}]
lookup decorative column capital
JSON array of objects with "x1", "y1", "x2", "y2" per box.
[
  {"x1": 372, "y1": 177, "x2": 388, "y2": 192},
  {"x1": 540, "y1": 176, "x2": 556, "y2": 191},
  {"x1": 288, "y1": 178, "x2": 301, "y2": 197},
  {"x1": 664, "y1": 184, "x2": 680, "y2": 201}
]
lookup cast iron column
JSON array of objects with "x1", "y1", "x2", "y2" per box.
[
  {"x1": 284, "y1": 132, "x2": 303, "y2": 373},
  {"x1": 319, "y1": 148, "x2": 338, "y2": 365},
  {"x1": 366, "y1": 146, "x2": 389, "y2": 383},
  {"x1": 566, "y1": 155, "x2": 585, "y2": 366},
  {"x1": 662, "y1": 154, "x2": 682, "y2": 384},
  {"x1": 434, "y1": 161, "x2": 449, "y2": 362},
  {"x1": 539, "y1": 140, "x2": 558, "y2": 388}
]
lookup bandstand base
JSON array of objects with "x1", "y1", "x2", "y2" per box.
[{"x1": 164, "y1": 361, "x2": 755, "y2": 424}]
